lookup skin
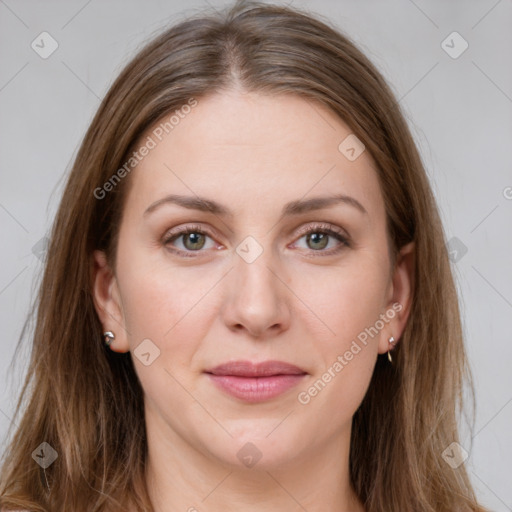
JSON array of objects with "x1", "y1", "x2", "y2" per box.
[{"x1": 93, "y1": 89, "x2": 414, "y2": 512}]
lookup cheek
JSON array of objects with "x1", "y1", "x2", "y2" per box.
[
  {"x1": 297, "y1": 284, "x2": 382, "y2": 425},
  {"x1": 305, "y1": 256, "x2": 389, "y2": 343},
  {"x1": 115, "y1": 232, "x2": 215, "y2": 341},
  {"x1": 297, "y1": 256, "x2": 388, "y2": 409},
  {"x1": 114, "y1": 256, "x2": 212, "y2": 407}
]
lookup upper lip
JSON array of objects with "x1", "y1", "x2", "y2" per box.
[{"x1": 205, "y1": 360, "x2": 307, "y2": 377}]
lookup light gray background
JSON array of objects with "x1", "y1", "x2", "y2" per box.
[{"x1": 0, "y1": 1, "x2": 511, "y2": 510}]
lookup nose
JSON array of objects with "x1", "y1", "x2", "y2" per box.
[{"x1": 221, "y1": 245, "x2": 292, "y2": 338}]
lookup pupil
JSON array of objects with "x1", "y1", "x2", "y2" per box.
[
  {"x1": 308, "y1": 233, "x2": 327, "y2": 250},
  {"x1": 185, "y1": 233, "x2": 204, "y2": 249}
]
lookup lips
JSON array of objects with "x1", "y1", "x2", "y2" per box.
[
  {"x1": 206, "y1": 360, "x2": 307, "y2": 377},
  {"x1": 205, "y1": 360, "x2": 307, "y2": 403}
]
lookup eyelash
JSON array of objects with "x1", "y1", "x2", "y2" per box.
[{"x1": 162, "y1": 222, "x2": 350, "y2": 258}]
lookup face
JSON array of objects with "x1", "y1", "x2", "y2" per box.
[{"x1": 93, "y1": 90, "x2": 413, "y2": 470}]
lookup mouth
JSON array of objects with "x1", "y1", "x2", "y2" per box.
[{"x1": 204, "y1": 360, "x2": 307, "y2": 403}]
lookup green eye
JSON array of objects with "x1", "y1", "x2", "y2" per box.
[{"x1": 163, "y1": 222, "x2": 350, "y2": 258}]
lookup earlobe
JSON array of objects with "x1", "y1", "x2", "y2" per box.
[
  {"x1": 91, "y1": 250, "x2": 130, "y2": 353},
  {"x1": 379, "y1": 241, "x2": 415, "y2": 355}
]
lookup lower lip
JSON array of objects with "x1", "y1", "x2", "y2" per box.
[{"x1": 206, "y1": 374, "x2": 306, "y2": 403}]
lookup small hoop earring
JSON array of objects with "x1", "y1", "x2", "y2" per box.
[
  {"x1": 104, "y1": 331, "x2": 115, "y2": 347},
  {"x1": 387, "y1": 336, "x2": 396, "y2": 364}
]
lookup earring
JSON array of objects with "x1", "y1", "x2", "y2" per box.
[
  {"x1": 103, "y1": 331, "x2": 115, "y2": 347},
  {"x1": 387, "y1": 336, "x2": 396, "y2": 363}
]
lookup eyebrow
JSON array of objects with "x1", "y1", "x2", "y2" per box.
[{"x1": 143, "y1": 193, "x2": 368, "y2": 219}]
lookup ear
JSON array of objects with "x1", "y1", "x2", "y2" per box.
[
  {"x1": 92, "y1": 250, "x2": 130, "y2": 353},
  {"x1": 378, "y1": 241, "x2": 415, "y2": 355}
]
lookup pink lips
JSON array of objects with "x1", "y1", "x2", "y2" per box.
[{"x1": 205, "y1": 360, "x2": 307, "y2": 403}]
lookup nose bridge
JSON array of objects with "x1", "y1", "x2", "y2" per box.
[{"x1": 234, "y1": 233, "x2": 281, "y2": 301}]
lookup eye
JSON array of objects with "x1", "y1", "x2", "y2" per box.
[
  {"x1": 162, "y1": 224, "x2": 218, "y2": 257},
  {"x1": 292, "y1": 222, "x2": 350, "y2": 256},
  {"x1": 162, "y1": 222, "x2": 350, "y2": 258}
]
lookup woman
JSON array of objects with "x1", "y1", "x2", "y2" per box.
[{"x1": 0, "y1": 1, "x2": 490, "y2": 511}]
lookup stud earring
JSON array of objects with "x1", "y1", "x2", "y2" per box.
[
  {"x1": 103, "y1": 331, "x2": 115, "y2": 347},
  {"x1": 387, "y1": 336, "x2": 396, "y2": 364}
]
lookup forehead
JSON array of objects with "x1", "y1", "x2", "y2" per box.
[{"x1": 124, "y1": 91, "x2": 384, "y2": 222}]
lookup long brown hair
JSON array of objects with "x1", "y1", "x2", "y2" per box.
[{"x1": 0, "y1": 1, "x2": 489, "y2": 510}]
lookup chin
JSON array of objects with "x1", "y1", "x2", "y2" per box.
[{"x1": 206, "y1": 423, "x2": 305, "y2": 470}]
